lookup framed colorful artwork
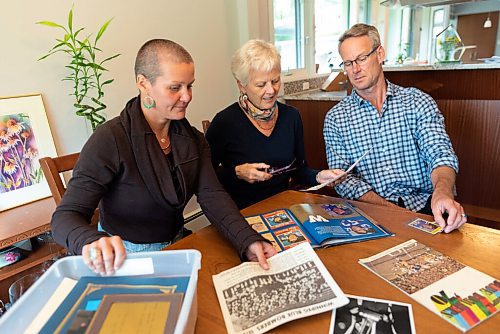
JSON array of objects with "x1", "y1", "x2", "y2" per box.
[{"x1": 0, "y1": 94, "x2": 58, "y2": 211}]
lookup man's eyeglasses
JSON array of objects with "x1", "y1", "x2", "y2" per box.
[{"x1": 339, "y1": 46, "x2": 379, "y2": 69}]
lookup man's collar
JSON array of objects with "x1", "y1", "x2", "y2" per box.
[
  {"x1": 351, "y1": 79, "x2": 394, "y2": 106},
  {"x1": 385, "y1": 80, "x2": 396, "y2": 97}
]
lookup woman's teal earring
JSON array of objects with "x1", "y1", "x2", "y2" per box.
[{"x1": 143, "y1": 95, "x2": 155, "y2": 109}]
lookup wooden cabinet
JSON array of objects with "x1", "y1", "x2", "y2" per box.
[
  {"x1": 384, "y1": 69, "x2": 500, "y2": 223},
  {"x1": 286, "y1": 99, "x2": 339, "y2": 170},
  {"x1": 0, "y1": 198, "x2": 65, "y2": 303}
]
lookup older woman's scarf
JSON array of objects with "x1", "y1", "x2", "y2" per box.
[{"x1": 238, "y1": 93, "x2": 277, "y2": 122}]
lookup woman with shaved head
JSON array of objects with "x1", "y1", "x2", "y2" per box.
[{"x1": 52, "y1": 39, "x2": 276, "y2": 275}]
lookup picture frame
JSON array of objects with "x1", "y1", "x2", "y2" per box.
[{"x1": 0, "y1": 94, "x2": 58, "y2": 211}]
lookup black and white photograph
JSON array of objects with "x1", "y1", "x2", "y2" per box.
[{"x1": 330, "y1": 295, "x2": 416, "y2": 334}]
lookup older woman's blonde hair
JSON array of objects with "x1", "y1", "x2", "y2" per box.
[
  {"x1": 231, "y1": 39, "x2": 281, "y2": 86},
  {"x1": 338, "y1": 23, "x2": 381, "y2": 50}
]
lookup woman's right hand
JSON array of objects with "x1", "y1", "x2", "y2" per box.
[
  {"x1": 82, "y1": 235, "x2": 127, "y2": 276},
  {"x1": 235, "y1": 163, "x2": 273, "y2": 183}
]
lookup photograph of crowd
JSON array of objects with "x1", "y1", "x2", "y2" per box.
[
  {"x1": 361, "y1": 241, "x2": 465, "y2": 294},
  {"x1": 331, "y1": 295, "x2": 415, "y2": 334},
  {"x1": 222, "y1": 261, "x2": 336, "y2": 331}
]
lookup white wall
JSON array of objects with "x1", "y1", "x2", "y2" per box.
[{"x1": 0, "y1": 0, "x2": 247, "y2": 155}]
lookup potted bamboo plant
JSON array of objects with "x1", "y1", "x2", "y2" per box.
[{"x1": 37, "y1": 7, "x2": 120, "y2": 131}]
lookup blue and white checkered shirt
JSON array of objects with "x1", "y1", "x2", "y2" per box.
[{"x1": 323, "y1": 80, "x2": 458, "y2": 211}]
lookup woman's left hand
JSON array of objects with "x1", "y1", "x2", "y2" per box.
[
  {"x1": 245, "y1": 241, "x2": 278, "y2": 270},
  {"x1": 316, "y1": 169, "x2": 346, "y2": 186}
]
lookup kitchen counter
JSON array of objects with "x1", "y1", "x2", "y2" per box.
[
  {"x1": 383, "y1": 61, "x2": 500, "y2": 71},
  {"x1": 283, "y1": 89, "x2": 347, "y2": 101},
  {"x1": 284, "y1": 61, "x2": 500, "y2": 102}
]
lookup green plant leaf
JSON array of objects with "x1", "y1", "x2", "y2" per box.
[
  {"x1": 36, "y1": 21, "x2": 64, "y2": 29},
  {"x1": 49, "y1": 41, "x2": 67, "y2": 52},
  {"x1": 74, "y1": 27, "x2": 85, "y2": 38},
  {"x1": 90, "y1": 63, "x2": 106, "y2": 71},
  {"x1": 102, "y1": 79, "x2": 114, "y2": 86},
  {"x1": 38, "y1": 51, "x2": 61, "y2": 61},
  {"x1": 68, "y1": 8, "x2": 73, "y2": 33},
  {"x1": 95, "y1": 18, "x2": 113, "y2": 43},
  {"x1": 101, "y1": 53, "x2": 121, "y2": 64}
]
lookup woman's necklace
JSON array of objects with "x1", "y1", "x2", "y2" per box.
[
  {"x1": 160, "y1": 138, "x2": 171, "y2": 151},
  {"x1": 155, "y1": 133, "x2": 171, "y2": 151}
]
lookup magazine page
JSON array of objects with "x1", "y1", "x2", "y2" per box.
[
  {"x1": 289, "y1": 203, "x2": 391, "y2": 246},
  {"x1": 213, "y1": 243, "x2": 349, "y2": 334},
  {"x1": 359, "y1": 239, "x2": 499, "y2": 332},
  {"x1": 329, "y1": 294, "x2": 416, "y2": 334},
  {"x1": 245, "y1": 209, "x2": 316, "y2": 252}
]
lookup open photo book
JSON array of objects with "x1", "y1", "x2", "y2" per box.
[
  {"x1": 244, "y1": 202, "x2": 392, "y2": 252},
  {"x1": 213, "y1": 243, "x2": 349, "y2": 334},
  {"x1": 359, "y1": 239, "x2": 499, "y2": 332}
]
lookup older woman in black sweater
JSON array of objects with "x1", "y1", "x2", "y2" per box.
[
  {"x1": 206, "y1": 40, "x2": 344, "y2": 209},
  {"x1": 52, "y1": 39, "x2": 276, "y2": 275}
]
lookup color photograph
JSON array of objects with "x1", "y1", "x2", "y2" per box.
[
  {"x1": 263, "y1": 210, "x2": 295, "y2": 229},
  {"x1": 274, "y1": 226, "x2": 309, "y2": 249}
]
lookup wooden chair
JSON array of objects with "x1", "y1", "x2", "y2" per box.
[
  {"x1": 39, "y1": 153, "x2": 80, "y2": 205},
  {"x1": 39, "y1": 153, "x2": 99, "y2": 226}
]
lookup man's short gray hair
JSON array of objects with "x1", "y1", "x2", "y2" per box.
[
  {"x1": 231, "y1": 39, "x2": 281, "y2": 86},
  {"x1": 135, "y1": 39, "x2": 193, "y2": 84},
  {"x1": 338, "y1": 23, "x2": 381, "y2": 50}
]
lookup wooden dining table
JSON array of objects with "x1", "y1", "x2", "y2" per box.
[{"x1": 167, "y1": 190, "x2": 500, "y2": 333}]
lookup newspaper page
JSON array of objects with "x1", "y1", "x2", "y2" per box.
[{"x1": 213, "y1": 242, "x2": 349, "y2": 334}]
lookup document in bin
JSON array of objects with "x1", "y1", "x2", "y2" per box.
[{"x1": 24, "y1": 277, "x2": 78, "y2": 334}]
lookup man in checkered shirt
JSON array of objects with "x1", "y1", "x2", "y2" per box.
[{"x1": 323, "y1": 24, "x2": 466, "y2": 233}]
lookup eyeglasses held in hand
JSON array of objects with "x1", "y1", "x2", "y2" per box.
[
  {"x1": 266, "y1": 158, "x2": 297, "y2": 176},
  {"x1": 339, "y1": 46, "x2": 379, "y2": 68}
]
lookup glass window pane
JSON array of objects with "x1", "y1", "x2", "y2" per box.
[
  {"x1": 432, "y1": 10, "x2": 445, "y2": 37},
  {"x1": 273, "y1": 0, "x2": 304, "y2": 71},
  {"x1": 314, "y1": 0, "x2": 348, "y2": 73}
]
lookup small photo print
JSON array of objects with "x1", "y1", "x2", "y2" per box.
[
  {"x1": 341, "y1": 219, "x2": 377, "y2": 236},
  {"x1": 407, "y1": 218, "x2": 443, "y2": 235},
  {"x1": 263, "y1": 210, "x2": 295, "y2": 229},
  {"x1": 330, "y1": 295, "x2": 416, "y2": 334},
  {"x1": 246, "y1": 216, "x2": 269, "y2": 233},
  {"x1": 274, "y1": 226, "x2": 309, "y2": 250},
  {"x1": 260, "y1": 232, "x2": 282, "y2": 252},
  {"x1": 321, "y1": 203, "x2": 354, "y2": 216}
]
